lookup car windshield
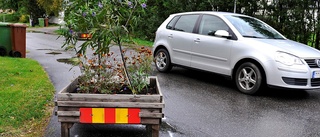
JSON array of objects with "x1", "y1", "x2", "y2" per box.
[{"x1": 224, "y1": 15, "x2": 285, "y2": 39}]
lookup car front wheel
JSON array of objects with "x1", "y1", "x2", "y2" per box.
[
  {"x1": 235, "y1": 62, "x2": 263, "y2": 95},
  {"x1": 154, "y1": 49, "x2": 172, "y2": 72}
]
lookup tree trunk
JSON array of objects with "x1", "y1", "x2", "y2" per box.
[{"x1": 315, "y1": 1, "x2": 320, "y2": 49}]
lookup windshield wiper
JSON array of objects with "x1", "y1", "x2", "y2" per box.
[
  {"x1": 271, "y1": 37, "x2": 285, "y2": 40},
  {"x1": 242, "y1": 35, "x2": 264, "y2": 38}
]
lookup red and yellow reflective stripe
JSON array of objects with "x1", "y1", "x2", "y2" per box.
[
  {"x1": 92, "y1": 108, "x2": 104, "y2": 123},
  {"x1": 128, "y1": 108, "x2": 140, "y2": 123},
  {"x1": 105, "y1": 108, "x2": 116, "y2": 123},
  {"x1": 80, "y1": 108, "x2": 92, "y2": 123},
  {"x1": 79, "y1": 108, "x2": 140, "y2": 124},
  {"x1": 116, "y1": 108, "x2": 128, "y2": 123}
]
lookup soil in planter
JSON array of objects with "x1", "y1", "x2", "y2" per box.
[
  {"x1": 71, "y1": 84, "x2": 157, "y2": 95},
  {"x1": 118, "y1": 85, "x2": 157, "y2": 95}
]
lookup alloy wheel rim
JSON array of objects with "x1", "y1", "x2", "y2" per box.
[
  {"x1": 156, "y1": 52, "x2": 167, "y2": 69},
  {"x1": 238, "y1": 67, "x2": 256, "y2": 91}
]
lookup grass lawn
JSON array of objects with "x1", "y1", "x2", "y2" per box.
[
  {"x1": 0, "y1": 57, "x2": 55, "y2": 136},
  {"x1": 132, "y1": 38, "x2": 154, "y2": 47}
]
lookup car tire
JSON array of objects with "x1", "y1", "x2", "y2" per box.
[
  {"x1": 235, "y1": 62, "x2": 263, "y2": 95},
  {"x1": 154, "y1": 48, "x2": 173, "y2": 72}
]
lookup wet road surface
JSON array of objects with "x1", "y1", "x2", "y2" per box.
[{"x1": 27, "y1": 33, "x2": 320, "y2": 137}]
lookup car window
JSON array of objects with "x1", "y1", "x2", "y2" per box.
[
  {"x1": 224, "y1": 15, "x2": 285, "y2": 39},
  {"x1": 199, "y1": 15, "x2": 229, "y2": 36},
  {"x1": 166, "y1": 16, "x2": 180, "y2": 30},
  {"x1": 173, "y1": 15, "x2": 199, "y2": 33}
]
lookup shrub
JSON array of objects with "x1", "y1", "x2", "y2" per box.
[
  {"x1": 0, "y1": 13, "x2": 19, "y2": 22},
  {"x1": 19, "y1": 14, "x2": 29, "y2": 23},
  {"x1": 61, "y1": 0, "x2": 151, "y2": 94}
]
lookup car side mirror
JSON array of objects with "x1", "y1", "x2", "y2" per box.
[{"x1": 214, "y1": 30, "x2": 231, "y2": 39}]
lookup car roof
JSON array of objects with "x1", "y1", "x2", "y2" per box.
[{"x1": 170, "y1": 11, "x2": 247, "y2": 17}]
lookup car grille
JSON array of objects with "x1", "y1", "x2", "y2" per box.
[
  {"x1": 311, "y1": 78, "x2": 320, "y2": 86},
  {"x1": 282, "y1": 77, "x2": 307, "y2": 86},
  {"x1": 304, "y1": 59, "x2": 320, "y2": 68}
]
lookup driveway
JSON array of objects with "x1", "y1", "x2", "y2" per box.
[{"x1": 27, "y1": 30, "x2": 320, "y2": 137}]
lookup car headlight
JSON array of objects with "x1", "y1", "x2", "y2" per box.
[{"x1": 275, "y1": 51, "x2": 303, "y2": 66}]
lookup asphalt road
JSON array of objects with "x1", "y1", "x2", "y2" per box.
[{"x1": 26, "y1": 32, "x2": 320, "y2": 137}]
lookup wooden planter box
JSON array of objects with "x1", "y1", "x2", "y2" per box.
[{"x1": 55, "y1": 76, "x2": 164, "y2": 137}]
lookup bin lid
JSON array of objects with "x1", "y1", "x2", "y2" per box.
[
  {"x1": 9, "y1": 23, "x2": 27, "y2": 28},
  {"x1": 0, "y1": 22, "x2": 10, "y2": 27}
]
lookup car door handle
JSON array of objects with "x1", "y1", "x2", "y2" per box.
[
  {"x1": 194, "y1": 38, "x2": 200, "y2": 43},
  {"x1": 168, "y1": 34, "x2": 173, "y2": 38}
]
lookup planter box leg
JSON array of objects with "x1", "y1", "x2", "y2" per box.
[
  {"x1": 61, "y1": 122, "x2": 74, "y2": 137},
  {"x1": 146, "y1": 124, "x2": 160, "y2": 137}
]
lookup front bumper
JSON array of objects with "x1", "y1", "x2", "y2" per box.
[{"x1": 265, "y1": 60, "x2": 320, "y2": 89}]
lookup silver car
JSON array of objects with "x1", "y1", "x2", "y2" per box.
[{"x1": 153, "y1": 11, "x2": 320, "y2": 94}]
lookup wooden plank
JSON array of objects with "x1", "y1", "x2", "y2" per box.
[
  {"x1": 57, "y1": 101, "x2": 165, "y2": 109},
  {"x1": 153, "y1": 76, "x2": 163, "y2": 96},
  {"x1": 139, "y1": 113, "x2": 163, "y2": 118},
  {"x1": 140, "y1": 109, "x2": 160, "y2": 113},
  {"x1": 151, "y1": 124, "x2": 160, "y2": 137},
  {"x1": 58, "y1": 116, "x2": 79, "y2": 123},
  {"x1": 140, "y1": 118, "x2": 160, "y2": 125},
  {"x1": 57, "y1": 108, "x2": 161, "y2": 113},
  {"x1": 57, "y1": 111, "x2": 80, "y2": 117},
  {"x1": 58, "y1": 107, "x2": 80, "y2": 111},
  {"x1": 146, "y1": 124, "x2": 160, "y2": 137},
  {"x1": 61, "y1": 123, "x2": 73, "y2": 137},
  {"x1": 57, "y1": 93, "x2": 161, "y2": 102},
  {"x1": 152, "y1": 76, "x2": 164, "y2": 106},
  {"x1": 59, "y1": 78, "x2": 79, "y2": 94}
]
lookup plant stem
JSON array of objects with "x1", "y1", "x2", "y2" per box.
[
  {"x1": 97, "y1": 40, "x2": 102, "y2": 80},
  {"x1": 117, "y1": 38, "x2": 134, "y2": 92}
]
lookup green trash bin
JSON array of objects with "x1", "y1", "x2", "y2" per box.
[
  {"x1": 38, "y1": 18, "x2": 44, "y2": 27},
  {"x1": 0, "y1": 22, "x2": 12, "y2": 56}
]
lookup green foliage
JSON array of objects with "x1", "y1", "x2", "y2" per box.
[
  {"x1": 63, "y1": 0, "x2": 146, "y2": 55},
  {"x1": 25, "y1": 0, "x2": 46, "y2": 25},
  {"x1": 133, "y1": 0, "x2": 320, "y2": 49},
  {"x1": 0, "y1": 0, "x2": 46, "y2": 24},
  {"x1": 19, "y1": 14, "x2": 29, "y2": 23},
  {"x1": 0, "y1": 13, "x2": 20, "y2": 22},
  {"x1": 126, "y1": 47, "x2": 153, "y2": 93},
  {"x1": 62, "y1": 0, "x2": 152, "y2": 94},
  {"x1": 0, "y1": 0, "x2": 21, "y2": 11},
  {"x1": 0, "y1": 57, "x2": 55, "y2": 136},
  {"x1": 36, "y1": 0, "x2": 62, "y2": 16}
]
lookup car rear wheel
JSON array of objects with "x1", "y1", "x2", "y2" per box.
[
  {"x1": 235, "y1": 62, "x2": 262, "y2": 95},
  {"x1": 155, "y1": 49, "x2": 172, "y2": 72}
]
